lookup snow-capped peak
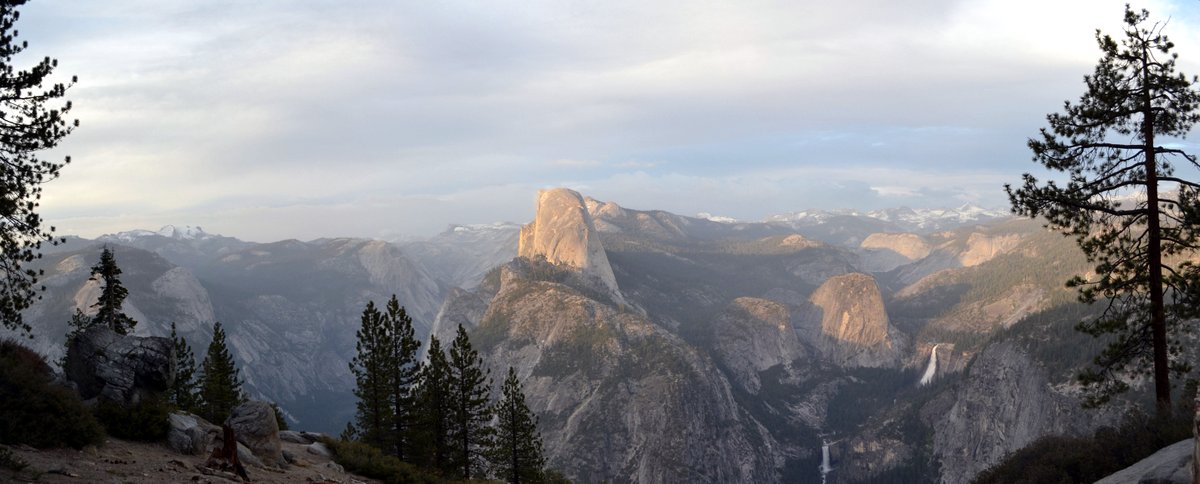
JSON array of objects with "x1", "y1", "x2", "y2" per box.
[
  {"x1": 767, "y1": 204, "x2": 1010, "y2": 232},
  {"x1": 696, "y1": 212, "x2": 739, "y2": 223},
  {"x1": 102, "y1": 225, "x2": 215, "y2": 243},
  {"x1": 156, "y1": 225, "x2": 209, "y2": 240}
]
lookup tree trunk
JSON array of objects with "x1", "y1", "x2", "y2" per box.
[{"x1": 1143, "y1": 43, "x2": 1172, "y2": 416}]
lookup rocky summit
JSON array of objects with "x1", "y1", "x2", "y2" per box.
[{"x1": 518, "y1": 188, "x2": 624, "y2": 305}]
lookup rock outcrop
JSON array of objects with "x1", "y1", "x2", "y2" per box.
[
  {"x1": 518, "y1": 188, "x2": 623, "y2": 303},
  {"x1": 475, "y1": 264, "x2": 781, "y2": 482},
  {"x1": 804, "y1": 273, "x2": 900, "y2": 367},
  {"x1": 65, "y1": 326, "x2": 174, "y2": 405},
  {"x1": 226, "y1": 401, "x2": 285, "y2": 468},
  {"x1": 1095, "y1": 439, "x2": 1193, "y2": 484},
  {"x1": 708, "y1": 297, "x2": 804, "y2": 393}
]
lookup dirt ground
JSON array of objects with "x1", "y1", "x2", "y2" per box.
[{"x1": 0, "y1": 437, "x2": 379, "y2": 483}]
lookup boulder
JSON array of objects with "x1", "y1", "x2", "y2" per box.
[
  {"x1": 236, "y1": 442, "x2": 264, "y2": 469},
  {"x1": 65, "y1": 327, "x2": 174, "y2": 405},
  {"x1": 226, "y1": 401, "x2": 284, "y2": 467},
  {"x1": 306, "y1": 442, "x2": 333, "y2": 459},
  {"x1": 167, "y1": 412, "x2": 221, "y2": 456}
]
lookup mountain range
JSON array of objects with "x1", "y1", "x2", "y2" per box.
[{"x1": 3, "y1": 191, "x2": 1141, "y2": 483}]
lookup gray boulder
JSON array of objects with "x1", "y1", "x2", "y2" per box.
[
  {"x1": 167, "y1": 412, "x2": 221, "y2": 456},
  {"x1": 226, "y1": 401, "x2": 284, "y2": 467},
  {"x1": 65, "y1": 326, "x2": 174, "y2": 405},
  {"x1": 306, "y1": 442, "x2": 333, "y2": 459},
  {"x1": 236, "y1": 442, "x2": 264, "y2": 469}
]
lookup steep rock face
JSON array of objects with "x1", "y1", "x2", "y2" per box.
[
  {"x1": 861, "y1": 233, "x2": 931, "y2": 261},
  {"x1": 518, "y1": 189, "x2": 622, "y2": 302},
  {"x1": 476, "y1": 266, "x2": 781, "y2": 482},
  {"x1": 958, "y1": 232, "x2": 1022, "y2": 267},
  {"x1": 932, "y1": 342, "x2": 1121, "y2": 484},
  {"x1": 857, "y1": 233, "x2": 931, "y2": 272},
  {"x1": 708, "y1": 297, "x2": 804, "y2": 393},
  {"x1": 804, "y1": 273, "x2": 900, "y2": 367}
]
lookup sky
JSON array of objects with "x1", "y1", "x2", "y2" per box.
[{"x1": 16, "y1": 0, "x2": 1200, "y2": 241}]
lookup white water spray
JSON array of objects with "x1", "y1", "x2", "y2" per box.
[
  {"x1": 819, "y1": 440, "x2": 833, "y2": 483},
  {"x1": 920, "y1": 344, "x2": 940, "y2": 386}
]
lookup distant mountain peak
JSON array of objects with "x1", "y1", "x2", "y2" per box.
[
  {"x1": 103, "y1": 225, "x2": 217, "y2": 243},
  {"x1": 697, "y1": 212, "x2": 739, "y2": 223},
  {"x1": 768, "y1": 204, "x2": 1010, "y2": 233},
  {"x1": 156, "y1": 225, "x2": 210, "y2": 240}
]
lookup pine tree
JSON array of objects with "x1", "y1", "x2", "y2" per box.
[
  {"x1": 168, "y1": 322, "x2": 199, "y2": 412},
  {"x1": 350, "y1": 300, "x2": 395, "y2": 451},
  {"x1": 417, "y1": 335, "x2": 454, "y2": 474},
  {"x1": 89, "y1": 247, "x2": 136, "y2": 335},
  {"x1": 384, "y1": 295, "x2": 422, "y2": 461},
  {"x1": 197, "y1": 322, "x2": 244, "y2": 424},
  {"x1": 0, "y1": 0, "x2": 78, "y2": 334},
  {"x1": 63, "y1": 307, "x2": 92, "y2": 343},
  {"x1": 489, "y1": 367, "x2": 547, "y2": 484},
  {"x1": 1007, "y1": 5, "x2": 1200, "y2": 414},
  {"x1": 448, "y1": 324, "x2": 493, "y2": 480},
  {"x1": 59, "y1": 308, "x2": 92, "y2": 367}
]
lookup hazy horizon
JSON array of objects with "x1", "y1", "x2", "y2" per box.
[{"x1": 19, "y1": 0, "x2": 1200, "y2": 241}]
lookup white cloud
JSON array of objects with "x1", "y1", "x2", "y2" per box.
[{"x1": 19, "y1": 0, "x2": 1200, "y2": 240}]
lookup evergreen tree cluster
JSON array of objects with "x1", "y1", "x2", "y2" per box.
[{"x1": 350, "y1": 296, "x2": 551, "y2": 483}]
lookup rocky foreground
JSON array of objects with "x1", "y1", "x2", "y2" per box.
[{"x1": 0, "y1": 434, "x2": 374, "y2": 483}]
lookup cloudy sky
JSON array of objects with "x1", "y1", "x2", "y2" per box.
[{"x1": 18, "y1": 0, "x2": 1200, "y2": 241}]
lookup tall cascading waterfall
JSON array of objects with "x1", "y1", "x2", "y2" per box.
[
  {"x1": 819, "y1": 440, "x2": 833, "y2": 483},
  {"x1": 920, "y1": 344, "x2": 940, "y2": 386}
]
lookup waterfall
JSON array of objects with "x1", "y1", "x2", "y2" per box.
[
  {"x1": 920, "y1": 344, "x2": 940, "y2": 386},
  {"x1": 819, "y1": 440, "x2": 833, "y2": 483}
]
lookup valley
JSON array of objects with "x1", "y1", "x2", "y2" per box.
[{"x1": 6, "y1": 188, "x2": 1148, "y2": 483}]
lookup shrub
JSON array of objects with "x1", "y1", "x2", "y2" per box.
[
  {"x1": 91, "y1": 396, "x2": 172, "y2": 442},
  {"x1": 319, "y1": 436, "x2": 444, "y2": 484},
  {"x1": 0, "y1": 339, "x2": 104, "y2": 449}
]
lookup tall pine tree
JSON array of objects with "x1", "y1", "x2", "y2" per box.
[
  {"x1": 350, "y1": 300, "x2": 395, "y2": 451},
  {"x1": 89, "y1": 247, "x2": 136, "y2": 335},
  {"x1": 448, "y1": 324, "x2": 493, "y2": 480},
  {"x1": 489, "y1": 367, "x2": 547, "y2": 484},
  {"x1": 418, "y1": 335, "x2": 454, "y2": 474},
  {"x1": 385, "y1": 295, "x2": 421, "y2": 461},
  {"x1": 1007, "y1": 5, "x2": 1200, "y2": 413},
  {"x1": 0, "y1": 0, "x2": 78, "y2": 334},
  {"x1": 197, "y1": 321, "x2": 244, "y2": 424},
  {"x1": 168, "y1": 322, "x2": 199, "y2": 412}
]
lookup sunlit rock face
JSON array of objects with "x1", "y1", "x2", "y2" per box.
[
  {"x1": 805, "y1": 272, "x2": 901, "y2": 368},
  {"x1": 518, "y1": 188, "x2": 623, "y2": 303}
]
